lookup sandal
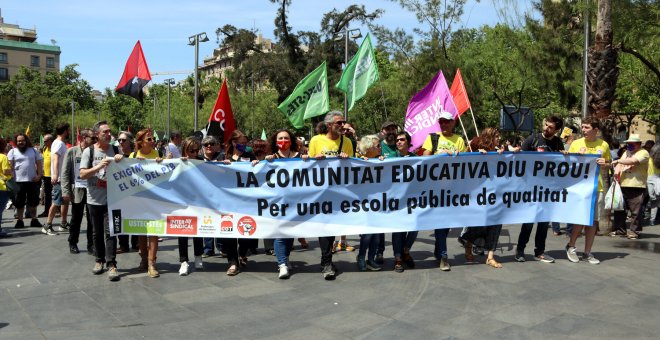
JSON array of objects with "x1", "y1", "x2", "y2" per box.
[
  {"x1": 486, "y1": 258, "x2": 503, "y2": 268},
  {"x1": 464, "y1": 242, "x2": 476, "y2": 263},
  {"x1": 226, "y1": 264, "x2": 239, "y2": 276}
]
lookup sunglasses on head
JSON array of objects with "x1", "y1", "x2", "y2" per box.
[{"x1": 203, "y1": 143, "x2": 216, "y2": 147}]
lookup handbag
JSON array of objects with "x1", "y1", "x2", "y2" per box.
[{"x1": 604, "y1": 179, "x2": 624, "y2": 211}]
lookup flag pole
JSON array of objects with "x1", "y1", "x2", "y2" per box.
[
  {"x1": 457, "y1": 115, "x2": 473, "y2": 152},
  {"x1": 468, "y1": 107, "x2": 480, "y2": 136},
  {"x1": 379, "y1": 83, "x2": 388, "y2": 121}
]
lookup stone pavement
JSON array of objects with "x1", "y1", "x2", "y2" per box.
[{"x1": 1, "y1": 212, "x2": 660, "y2": 339}]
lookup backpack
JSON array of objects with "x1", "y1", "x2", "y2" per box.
[{"x1": 86, "y1": 144, "x2": 120, "y2": 168}]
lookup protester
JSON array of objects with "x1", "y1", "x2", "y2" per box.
[
  {"x1": 0, "y1": 138, "x2": 11, "y2": 238},
  {"x1": 333, "y1": 121, "x2": 358, "y2": 254},
  {"x1": 356, "y1": 134, "x2": 384, "y2": 271},
  {"x1": 422, "y1": 111, "x2": 467, "y2": 271},
  {"x1": 564, "y1": 117, "x2": 611, "y2": 264},
  {"x1": 612, "y1": 134, "x2": 649, "y2": 239},
  {"x1": 646, "y1": 144, "x2": 660, "y2": 226},
  {"x1": 8, "y1": 133, "x2": 44, "y2": 230},
  {"x1": 372, "y1": 121, "x2": 400, "y2": 264},
  {"x1": 45, "y1": 123, "x2": 70, "y2": 234},
  {"x1": 166, "y1": 131, "x2": 182, "y2": 158},
  {"x1": 127, "y1": 129, "x2": 164, "y2": 277},
  {"x1": 177, "y1": 137, "x2": 205, "y2": 276},
  {"x1": 391, "y1": 132, "x2": 418, "y2": 272},
  {"x1": 460, "y1": 127, "x2": 505, "y2": 269},
  {"x1": 307, "y1": 110, "x2": 355, "y2": 279},
  {"x1": 265, "y1": 129, "x2": 303, "y2": 279},
  {"x1": 79, "y1": 121, "x2": 121, "y2": 281},
  {"x1": 116, "y1": 131, "x2": 136, "y2": 253},
  {"x1": 200, "y1": 135, "x2": 226, "y2": 259},
  {"x1": 250, "y1": 138, "x2": 274, "y2": 255},
  {"x1": 40, "y1": 134, "x2": 53, "y2": 217},
  {"x1": 515, "y1": 115, "x2": 564, "y2": 263},
  {"x1": 61, "y1": 128, "x2": 95, "y2": 254}
]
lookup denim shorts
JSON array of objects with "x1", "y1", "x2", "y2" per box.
[{"x1": 52, "y1": 183, "x2": 64, "y2": 206}]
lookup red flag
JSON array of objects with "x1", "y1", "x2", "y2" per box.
[
  {"x1": 450, "y1": 69, "x2": 471, "y2": 116},
  {"x1": 207, "y1": 79, "x2": 235, "y2": 143},
  {"x1": 115, "y1": 41, "x2": 152, "y2": 103}
]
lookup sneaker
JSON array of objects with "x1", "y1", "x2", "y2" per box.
[
  {"x1": 439, "y1": 257, "x2": 451, "y2": 271},
  {"x1": 366, "y1": 260, "x2": 382, "y2": 271},
  {"x1": 107, "y1": 266, "x2": 120, "y2": 281},
  {"x1": 626, "y1": 231, "x2": 639, "y2": 240},
  {"x1": 194, "y1": 256, "x2": 203, "y2": 270},
  {"x1": 278, "y1": 263, "x2": 290, "y2": 279},
  {"x1": 30, "y1": 219, "x2": 43, "y2": 229},
  {"x1": 201, "y1": 251, "x2": 215, "y2": 258},
  {"x1": 321, "y1": 264, "x2": 336, "y2": 280},
  {"x1": 57, "y1": 222, "x2": 70, "y2": 232},
  {"x1": 514, "y1": 251, "x2": 526, "y2": 262},
  {"x1": 394, "y1": 260, "x2": 404, "y2": 273},
  {"x1": 566, "y1": 244, "x2": 580, "y2": 263},
  {"x1": 402, "y1": 253, "x2": 415, "y2": 268},
  {"x1": 582, "y1": 253, "x2": 600, "y2": 265},
  {"x1": 356, "y1": 255, "x2": 367, "y2": 271},
  {"x1": 534, "y1": 254, "x2": 555, "y2": 263},
  {"x1": 92, "y1": 262, "x2": 104, "y2": 274},
  {"x1": 374, "y1": 253, "x2": 384, "y2": 264},
  {"x1": 41, "y1": 225, "x2": 58, "y2": 236},
  {"x1": 179, "y1": 262, "x2": 189, "y2": 276},
  {"x1": 14, "y1": 220, "x2": 25, "y2": 229}
]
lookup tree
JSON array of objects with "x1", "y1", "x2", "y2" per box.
[{"x1": 588, "y1": 0, "x2": 618, "y2": 119}]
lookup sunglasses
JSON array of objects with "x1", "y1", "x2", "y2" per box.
[
  {"x1": 145, "y1": 137, "x2": 155, "y2": 142},
  {"x1": 203, "y1": 143, "x2": 216, "y2": 147},
  {"x1": 117, "y1": 138, "x2": 128, "y2": 143},
  {"x1": 396, "y1": 138, "x2": 408, "y2": 142},
  {"x1": 335, "y1": 120, "x2": 346, "y2": 126},
  {"x1": 438, "y1": 119, "x2": 452, "y2": 124}
]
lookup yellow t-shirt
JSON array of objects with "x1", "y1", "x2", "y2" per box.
[
  {"x1": 619, "y1": 149, "x2": 649, "y2": 188},
  {"x1": 0, "y1": 153, "x2": 11, "y2": 191},
  {"x1": 421, "y1": 133, "x2": 467, "y2": 154},
  {"x1": 43, "y1": 147, "x2": 51, "y2": 177},
  {"x1": 568, "y1": 138, "x2": 611, "y2": 192},
  {"x1": 308, "y1": 135, "x2": 355, "y2": 158},
  {"x1": 648, "y1": 158, "x2": 660, "y2": 176},
  {"x1": 135, "y1": 149, "x2": 159, "y2": 160}
]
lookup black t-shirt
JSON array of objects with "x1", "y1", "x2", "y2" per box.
[{"x1": 521, "y1": 133, "x2": 564, "y2": 152}]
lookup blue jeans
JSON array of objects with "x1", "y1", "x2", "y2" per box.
[
  {"x1": 551, "y1": 222, "x2": 561, "y2": 233},
  {"x1": 358, "y1": 234, "x2": 378, "y2": 261},
  {"x1": 392, "y1": 231, "x2": 418, "y2": 258},
  {"x1": 273, "y1": 238, "x2": 294, "y2": 266},
  {"x1": 434, "y1": 228, "x2": 449, "y2": 259}
]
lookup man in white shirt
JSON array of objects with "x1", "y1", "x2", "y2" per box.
[
  {"x1": 8, "y1": 133, "x2": 43, "y2": 230},
  {"x1": 166, "y1": 131, "x2": 182, "y2": 158},
  {"x1": 44, "y1": 123, "x2": 70, "y2": 235}
]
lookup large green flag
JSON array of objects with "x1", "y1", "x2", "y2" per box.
[
  {"x1": 277, "y1": 62, "x2": 329, "y2": 129},
  {"x1": 336, "y1": 33, "x2": 380, "y2": 111}
]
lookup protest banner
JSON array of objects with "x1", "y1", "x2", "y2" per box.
[{"x1": 107, "y1": 152, "x2": 599, "y2": 238}]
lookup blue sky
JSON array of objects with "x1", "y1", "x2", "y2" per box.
[{"x1": 1, "y1": 0, "x2": 534, "y2": 91}]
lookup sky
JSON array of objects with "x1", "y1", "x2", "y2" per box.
[{"x1": 1, "y1": 0, "x2": 535, "y2": 91}]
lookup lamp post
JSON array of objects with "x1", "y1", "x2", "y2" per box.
[
  {"x1": 188, "y1": 32, "x2": 209, "y2": 131},
  {"x1": 70, "y1": 101, "x2": 75, "y2": 144},
  {"x1": 164, "y1": 78, "x2": 175, "y2": 140},
  {"x1": 582, "y1": 0, "x2": 590, "y2": 119},
  {"x1": 334, "y1": 28, "x2": 362, "y2": 121}
]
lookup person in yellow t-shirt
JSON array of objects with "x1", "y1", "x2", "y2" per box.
[
  {"x1": 421, "y1": 111, "x2": 467, "y2": 272},
  {"x1": 565, "y1": 117, "x2": 612, "y2": 264},
  {"x1": 40, "y1": 134, "x2": 53, "y2": 217},
  {"x1": 0, "y1": 137, "x2": 12, "y2": 237},
  {"x1": 612, "y1": 134, "x2": 649, "y2": 239}
]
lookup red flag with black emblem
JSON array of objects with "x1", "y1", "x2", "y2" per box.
[
  {"x1": 206, "y1": 79, "x2": 235, "y2": 143},
  {"x1": 115, "y1": 41, "x2": 152, "y2": 103}
]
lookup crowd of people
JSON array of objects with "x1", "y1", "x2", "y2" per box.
[{"x1": 0, "y1": 110, "x2": 657, "y2": 282}]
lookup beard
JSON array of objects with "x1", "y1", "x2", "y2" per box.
[
  {"x1": 385, "y1": 132, "x2": 397, "y2": 145},
  {"x1": 18, "y1": 145, "x2": 28, "y2": 152}
]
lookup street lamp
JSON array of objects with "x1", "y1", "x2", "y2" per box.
[
  {"x1": 188, "y1": 32, "x2": 209, "y2": 131},
  {"x1": 164, "y1": 78, "x2": 175, "y2": 140},
  {"x1": 334, "y1": 28, "x2": 362, "y2": 121}
]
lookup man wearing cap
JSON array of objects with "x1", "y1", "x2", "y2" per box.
[
  {"x1": 515, "y1": 115, "x2": 564, "y2": 263},
  {"x1": 421, "y1": 111, "x2": 467, "y2": 271},
  {"x1": 612, "y1": 134, "x2": 649, "y2": 239},
  {"x1": 380, "y1": 122, "x2": 400, "y2": 158}
]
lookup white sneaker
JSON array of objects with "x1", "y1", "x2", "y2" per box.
[
  {"x1": 194, "y1": 256, "x2": 203, "y2": 270},
  {"x1": 278, "y1": 263, "x2": 290, "y2": 279},
  {"x1": 179, "y1": 261, "x2": 190, "y2": 276},
  {"x1": 582, "y1": 253, "x2": 600, "y2": 265},
  {"x1": 566, "y1": 245, "x2": 579, "y2": 263}
]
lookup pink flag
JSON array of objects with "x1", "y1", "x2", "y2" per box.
[{"x1": 404, "y1": 71, "x2": 458, "y2": 151}]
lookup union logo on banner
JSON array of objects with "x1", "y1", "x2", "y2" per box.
[
  {"x1": 220, "y1": 214, "x2": 234, "y2": 233},
  {"x1": 166, "y1": 216, "x2": 197, "y2": 235},
  {"x1": 237, "y1": 216, "x2": 257, "y2": 236}
]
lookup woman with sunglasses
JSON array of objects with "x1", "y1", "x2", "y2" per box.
[
  {"x1": 116, "y1": 131, "x2": 136, "y2": 253},
  {"x1": 264, "y1": 129, "x2": 303, "y2": 279},
  {"x1": 176, "y1": 137, "x2": 205, "y2": 275},
  {"x1": 224, "y1": 130, "x2": 259, "y2": 270},
  {"x1": 129, "y1": 129, "x2": 164, "y2": 278}
]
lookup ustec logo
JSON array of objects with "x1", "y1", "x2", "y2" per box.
[
  {"x1": 237, "y1": 216, "x2": 257, "y2": 236},
  {"x1": 220, "y1": 214, "x2": 234, "y2": 233},
  {"x1": 166, "y1": 216, "x2": 197, "y2": 235}
]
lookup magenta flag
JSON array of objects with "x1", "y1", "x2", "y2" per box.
[{"x1": 404, "y1": 71, "x2": 459, "y2": 151}]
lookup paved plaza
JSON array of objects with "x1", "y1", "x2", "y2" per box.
[{"x1": 1, "y1": 212, "x2": 659, "y2": 339}]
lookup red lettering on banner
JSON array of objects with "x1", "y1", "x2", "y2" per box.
[{"x1": 166, "y1": 216, "x2": 197, "y2": 235}]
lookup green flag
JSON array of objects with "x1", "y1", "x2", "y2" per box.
[
  {"x1": 336, "y1": 33, "x2": 380, "y2": 111},
  {"x1": 260, "y1": 128, "x2": 267, "y2": 140},
  {"x1": 153, "y1": 130, "x2": 160, "y2": 142},
  {"x1": 277, "y1": 62, "x2": 330, "y2": 129}
]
